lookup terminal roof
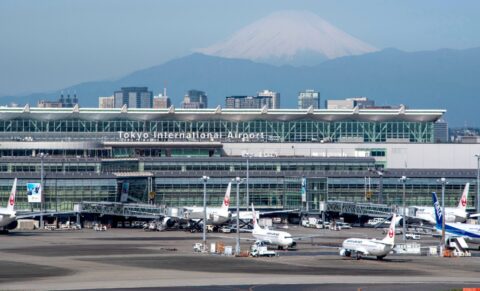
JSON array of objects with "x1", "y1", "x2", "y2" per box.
[{"x1": 0, "y1": 107, "x2": 446, "y2": 122}]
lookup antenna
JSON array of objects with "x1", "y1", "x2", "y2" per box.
[{"x1": 163, "y1": 80, "x2": 167, "y2": 97}]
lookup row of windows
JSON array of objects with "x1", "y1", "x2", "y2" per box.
[
  {"x1": 0, "y1": 177, "x2": 474, "y2": 211},
  {"x1": 0, "y1": 119, "x2": 434, "y2": 143}
]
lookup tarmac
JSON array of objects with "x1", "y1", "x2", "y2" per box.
[{"x1": 0, "y1": 225, "x2": 479, "y2": 290}]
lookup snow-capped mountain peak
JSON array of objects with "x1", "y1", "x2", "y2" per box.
[{"x1": 197, "y1": 10, "x2": 377, "y2": 65}]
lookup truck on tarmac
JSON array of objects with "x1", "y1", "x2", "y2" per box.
[{"x1": 250, "y1": 241, "x2": 277, "y2": 257}]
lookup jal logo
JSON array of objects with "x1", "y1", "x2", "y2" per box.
[
  {"x1": 388, "y1": 228, "x2": 394, "y2": 238},
  {"x1": 223, "y1": 197, "x2": 230, "y2": 207},
  {"x1": 461, "y1": 196, "x2": 467, "y2": 207},
  {"x1": 9, "y1": 195, "x2": 14, "y2": 206}
]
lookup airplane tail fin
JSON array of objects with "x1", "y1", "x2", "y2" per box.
[
  {"x1": 251, "y1": 203, "x2": 261, "y2": 231},
  {"x1": 381, "y1": 213, "x2": 396, "y2": 245},
  {"x1": 6, "y1": 178, "x2": 17, "y2": 213},
  {"x1": 432, "y1": 192, "x2": 442, "y2": 228},
  {"x1": 220, "y1": 182, "x2": 231, "y2": 214},
  {"x1": 457, "y1": 183, "x2": 469, "y2": 211}
]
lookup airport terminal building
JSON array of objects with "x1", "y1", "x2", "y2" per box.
[{"x1": 0, "y1": 106, "x2": 478, "y2": 213}]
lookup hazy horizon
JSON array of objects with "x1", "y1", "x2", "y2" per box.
[{"x1": 1, "y1": 0, "x2": 480, "y2": 96}]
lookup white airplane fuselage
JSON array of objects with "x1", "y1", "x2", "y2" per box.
[
  {"x1": 341, "y1": 238, "x2": 393, "y2": 257},
  {"x1": 185, "y1": 207, "x2": 230, "y2": 225},
  {"x1": 0, "y1": 210, "x2": 16, "y2": 228},
  {"x1": 252, "y1": 228, "x2": 295, "y2": 248},
  {"x1": 414, "y1": 207, "x2": 466, "y2": 224}
]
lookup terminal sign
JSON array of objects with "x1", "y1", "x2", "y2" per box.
[{"x1": 118, "y1": 131, "x2": 265, "y2": 142}]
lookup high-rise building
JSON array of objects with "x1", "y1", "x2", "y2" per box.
[
  {"x1": 434, "y1": 119, "x2": 449, "y2": 143},
  {"x1": 99, "y1": 96, "x2": 115, "y2": 108},
  {"x1": 325, "y1": 97, "x2": 375, "y2": 109},
  {"x1": 298, "y1": 89, "x2": 320, "y2": 109},
  {"x1": 38, "y1": 92, "x2": 79, "y2": 108},
  {"x1": 182, "y1": 90, "x2": 208, "y2": 109},
  {"x1": 257, "y1": 90, "x2": 280, "y2": 109},
  {"x1": 114, "y1": 87, "x2": 153, "y2": 108},
  {"x1": 153, "y1": 88, "x2": 171, "y2": 109},
  {"x1": 225, "y1": 96, "x2": 260, "y2": 109},
  {"x1": 153, "y1": 96, "x2": 171, "y2": 109}
]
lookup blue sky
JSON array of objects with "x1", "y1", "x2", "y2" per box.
[{"x1": 1, "y1": 0, "x2": 479, "y2": 95}]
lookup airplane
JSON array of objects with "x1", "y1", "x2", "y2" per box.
[
  {"x1": 250, "y1": 203, "x2": 296, "y2": 249},
  {"x1": 0, "y1": 178, "x2": 19, "y2": 231},
  {"x1": 0, "y1": 178, "x2": 76, "y2": 233},
  {"x1": 339, "y1": 213, "x2": 397, "y2": 260},
  {"x1": 409, "y1": 183, "x2": 472, "y2": 224},
  {"x1": 161, "y1": 182, "x2": 232, "y2": 228},
  {"x1": 431, "y1": 191, "x2": 480, "y2": 243}
]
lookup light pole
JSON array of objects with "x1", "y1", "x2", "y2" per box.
[
  {"x1": 399, "y1": 176, "x2": 408, "y2": 242},
  {"x1": 475, "y1": 154, "x2": 480, "y2": 222},
  {"x1": 39, "y1": 152, "x2": 47, "y2": 229},
  {"x1": 201, "y1": 175, "x2": 209, "y2": 250},
  {"x1": 233, "y1": 177, "x2": 245, "y2": 256},
  {"x1": 439, "y1": 177, "x2": 447, "y2": 251},
  {"x1": 246, "y1": 155, "x2": 250, "y2": 212}
]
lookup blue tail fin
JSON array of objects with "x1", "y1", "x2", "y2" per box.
[{"x1": 432, "y1": 192, "x2": 442, "y2": 228}]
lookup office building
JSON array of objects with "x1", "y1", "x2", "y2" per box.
[
  {"x1": 257, "y1": 90, "x2": 280, "y2": 109},
  {"x1": 434, "y1": 119, "x2": 449, "y2": 143},
  {"x1": 182, "y1": 90, "x2": 208, "y2": 109},
  {"x1": 38, "y1": 93, "x2": 79, "y2": 108},
  {"x1": 98, "y1": 96, "x2": 115, "y2": 109},
  {"x1": 114, "y1": 87, "x2": 153, "y2": 108},
  {"x1": 326, "y1": 97, "x2": 375, "y2": 109},
  {"x1": 298, "y1": 89, "x2": 320, "y2": 109}
]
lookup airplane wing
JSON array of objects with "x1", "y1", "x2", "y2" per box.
[
  {"x1": 259, "y1": 209, "x2": 299, "y2": 216},
  {"x1": 469, "y1": 213, "x2": 480, "y2": 218},
  {"x1": 289, "y1": 234, "x2": 324, "y2": 241},
  {"x1": 211, "y1": 235, "x2": 257, "y2": 242}
]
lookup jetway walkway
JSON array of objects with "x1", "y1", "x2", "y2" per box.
[
  {"x1": 75, "y1": 202, "x2": 166, "y2": 219},
  {"x1": 326, "y1": 201, "x2": 394, "y2": 218},
  {"x1": 75, "y1": 200, "x2": 394, "y2": 220}
]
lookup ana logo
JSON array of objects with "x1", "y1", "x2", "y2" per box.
[
  {"x1": 223, "y1": 197, "x2": 230, "y2": 207},
  {"x1": 388, "y1": 228, "x2": 394, "y2": 238},
  {"x1": 434, "y1": 201, "x2": 442, "y2": 217},
  {"x1": 461, "y1": 196, "x2": 467, "y2": 207},
  {"x1": 9, "y1": 195, "x2": 14, "y2": 206}
]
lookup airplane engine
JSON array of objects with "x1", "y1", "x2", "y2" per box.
[
  {"x1": 161, "y1": 217, "x2": 175, "y2": 228},
  {"x1": 5, "y1": 220, "x2": 18, "y2": 230},
  {"x1": 339, "y1": 248, "x2": 351, "y2": 257},
  {"x1": 212, "y1": 214, "x2": 220, "y2": 223}
]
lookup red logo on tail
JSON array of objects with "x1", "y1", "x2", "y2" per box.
[
  {"x1": 388, "y1": 228, "x2": 394, "y2": 238},
  {"x1": 223, "y1": 197, "x2": 230, "y2": 207},
  {"x1": 461, "y1": 196, "x2": 467, "y2": 207},
  {"x1": 9, "y1": 195, "x2": 14, "y2": 206}
]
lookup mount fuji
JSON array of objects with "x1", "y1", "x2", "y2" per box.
[{"x1": 197, "y1": 10, "x2": 377, "y2": 66}]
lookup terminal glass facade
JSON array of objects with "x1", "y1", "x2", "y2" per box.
[{"x1": 0, "y1": 119, "x2": 434, "y2": 143}]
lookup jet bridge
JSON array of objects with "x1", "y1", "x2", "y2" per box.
[
  {"x1": 326, "y1": 201, "x2": 394, "y2": 218},
  {"x1": 75, "y1": 202, "x2": 166, "y2": 219}
]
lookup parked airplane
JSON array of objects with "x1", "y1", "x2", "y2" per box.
[
  {"x1": 340, "y1": 213, "x2": 397, "y2": 260},
  {"x1": 250, "y1": 204, "x2": 296, "y2": 249},
  {"x1": 161, "y1": 182, "x2": 232, "y2": 228},
  {"x1": 432, "y1": 192, "x2": 480, "y2": 243},
  {"x1": 0, "y1": 178, "x2": 19, "y2": 231},
  {"x1": 410, "y1": 183, "x2": 471, "y2": 224}
]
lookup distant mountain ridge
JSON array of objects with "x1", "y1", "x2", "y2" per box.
[{"x1": 1, "y1": 47, "x2": 479, "y2": 126}]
